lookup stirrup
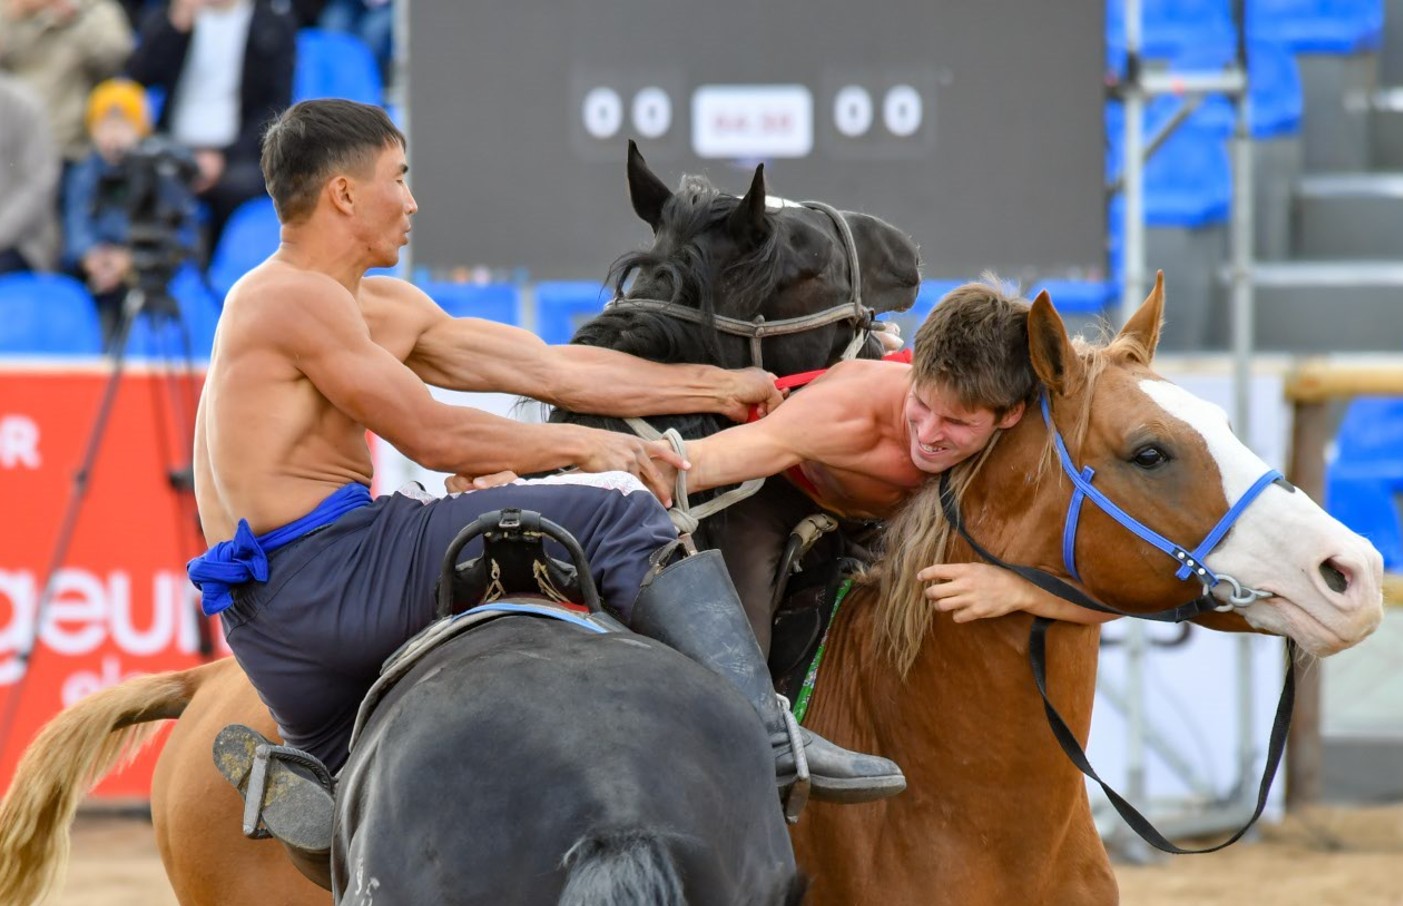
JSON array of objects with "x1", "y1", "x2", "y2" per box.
[
  {"x1": 776, "y1": 694, "x2": 811, "y2": 824},
  {"x1": 242, "y1": 742, "x2": 332, "y2": 839}
]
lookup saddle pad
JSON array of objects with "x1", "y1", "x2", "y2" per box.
[
  {"x1": 771, "y1": 558, "x2": 862, "y2": 712},
  {"x1": 347, "y1": 601, "x2": 624, "y2": 751}
]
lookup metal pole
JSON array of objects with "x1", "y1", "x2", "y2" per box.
[
  {"x1": 1120, "y1": 0, "x2": 1146, "y2": 326},
  {"x1": 395, "y1": 0, "x2": 414, "y2": 278},
  {"x1": 1226, "y1": 1, "x2": 1261, "y2": 821}
]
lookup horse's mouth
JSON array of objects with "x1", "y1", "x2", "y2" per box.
[{"x1": 1252, "y1": 594, "x2": 1364, "y2": 656}]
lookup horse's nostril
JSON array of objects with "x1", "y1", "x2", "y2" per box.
[{"x1": 1320, "y1": 559, "x2": 1349, "y2": 594}]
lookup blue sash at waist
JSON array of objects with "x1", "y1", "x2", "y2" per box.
[{"x1": 188, "y1": 483, "x2": 373, "y2": 616}]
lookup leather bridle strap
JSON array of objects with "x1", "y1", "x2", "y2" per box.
[
  {"x1": 605, "y1": 200, "x2": 874, "y2": 370},
  {"x1": 1031, "y1": 617, "x2": 1297, "y2": 855},
  {"x1": 937, "y1": 472, "x2": 1218, "y2": 624}
]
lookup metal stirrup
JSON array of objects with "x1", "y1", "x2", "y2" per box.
[{"x1": 241, "y1": 742, "x2": 330, "y2": 838}]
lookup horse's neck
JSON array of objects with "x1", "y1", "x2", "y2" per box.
[
  {"x1": 794, "y1": 418, "x2": 1116, "y2": 901},
  {"x1": 798, "y1": 590, "x2": 1108, "y2": 902}
]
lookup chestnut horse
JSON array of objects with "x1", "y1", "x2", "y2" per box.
[
  {"x1": 785, "y1": 277, "x2": 1383, "y2": 904},
  {"x1": 0, "y1": 146, "x2": 919, "y2": 906}
]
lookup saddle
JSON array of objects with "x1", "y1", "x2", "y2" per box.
[{"x1": 443, "y1": 507, "x2": 590, "y2": 611}]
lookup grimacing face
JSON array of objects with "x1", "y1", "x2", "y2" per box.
[{"x1": 903, "y1": 380, "x2": 1024, "y2": 475}]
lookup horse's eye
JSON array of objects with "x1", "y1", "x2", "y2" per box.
[{"x1": 1131, "y1": 446, "x2": 1169, "y2": 469}]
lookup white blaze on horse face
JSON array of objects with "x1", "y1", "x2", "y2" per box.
[{"x1": 1137, "y1": 379, "x2": 1383, "y2": 655}]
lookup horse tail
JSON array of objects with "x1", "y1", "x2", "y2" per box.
[
  {"x1": 558, "y1": 829, "x2": 687, "y2": 906},
  {"x1": 0, "y1": 662, "x2": 211, "y2": 906}
]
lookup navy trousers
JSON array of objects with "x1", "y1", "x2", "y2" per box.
[{"x1": 221, "y1": 474, "x2": 677, "y2": 771}]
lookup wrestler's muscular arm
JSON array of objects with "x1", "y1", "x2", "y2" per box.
[
  {"x1": 272, "y1": 273, "x2": 685, "y2": 503},
  {"x1": 682, "y1": 361, "x2": 893, "y2": 493},
  {"x1": 393, "y1": 281, "x2": 784, "y2": 420}
]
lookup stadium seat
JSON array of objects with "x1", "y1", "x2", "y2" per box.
[
  {"x1": 1246, "y1": 0, "x2": 1384, "y2": 54},
  {"x1": 0, "y1": 272, "x2": 103, "y2": 356},
  {"x1": 534, "y1": 281, "x2": 610, "y2": 345},
  {"x1": 1106, "y1": 100, "x2": 1232, "y2": 228},
  {"x1": 1106, "y1": 0, "x2": 1237, "y2": 63},
  {"x1": 418, "y1": 280, "x2": 522, "y2": 325},
  {"x1": 294, "y1": 28, "x2": 384, "y2": 105},
  {"x1": 123, "y1": 265, "x2": 222, "y2": 361},
  {"x1": 1325, "y1": 397, "x2": 1403, "y2": 570},
  {"x1": 207, "y1": 196, "x2": 280, "y2": 302},
  {"x1": 1167, "y1": 40, "x2": 1305, "y2": 139},
  {"x1": 1028, "y1": 279, "x2": 1116, "y2": 315}
]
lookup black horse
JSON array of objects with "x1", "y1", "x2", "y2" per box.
[
  {"x1": 329, "y1": 146, "x2": 919, "y2": 905},
  {"x1": 560, "y1": 142, "x2": 922, "y2": 480},
  {"x1": 335, "y1": 616, "x2": 801, "y2": 905},
  {"x1": 556, "y1": 143, "x2": 922, "y2": 646}
]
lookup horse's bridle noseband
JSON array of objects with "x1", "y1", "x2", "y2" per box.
[
  {"x1": 1041, "y1": 393, "x2": 1281, "y2": 612},
  {"x1": 604, "y1": 200, "x2": 878, "y2": 370}
]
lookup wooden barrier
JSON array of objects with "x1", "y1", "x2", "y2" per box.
[{"x1": 1283, "y1": 359, "x2": 1403, "y2": 811}]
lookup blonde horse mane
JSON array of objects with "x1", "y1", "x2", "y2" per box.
[
  {"x1": 0, "y1": 670, "x2": 196, "y2": 906},
  {"x1": 865, "y1": 334, "x2": 1142, "y2": 676}
]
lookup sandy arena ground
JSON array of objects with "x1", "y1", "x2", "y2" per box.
[{"x1": 52, "y1": 803, "x2": 1403, "y2": 905}]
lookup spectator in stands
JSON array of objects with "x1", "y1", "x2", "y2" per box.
[
  {"x1": 318, "y1": 0, "x2": 390, "y2": 81},
  {"x1": 127, "y1": 0, "x2": 295, "y2": 252},
  {"x1": 0, "y1": 0, "x2": 134, "y2": 168},
  {"x1": 62, "y1": 78, "x2": 152, "y2": 343},
  {"x1": 0, "y1": 72, "x2": 61, "y2": 274},
  {"x1": 288, "y1": 0, "x2": 322, "y2": 26}
]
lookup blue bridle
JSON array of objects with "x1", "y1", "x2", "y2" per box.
[{"x1": 1042, "y1": 393, "x2": 1281, "y2": 611}]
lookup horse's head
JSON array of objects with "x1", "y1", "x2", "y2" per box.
[
  {"x1": 1016, "y1": 273, "x2": 1384, "y2": 656},
  {"x1": 572, "y1": 141, "x2": 920, "y2": 379}
]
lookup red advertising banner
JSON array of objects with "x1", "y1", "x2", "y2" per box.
[{"x1": 0, "y1": 363, "x2": 227, "y2": 798}]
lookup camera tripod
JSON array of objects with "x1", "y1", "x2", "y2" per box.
[{"x1": 0, "y1": 261, "x2": 216, "y2": 745}]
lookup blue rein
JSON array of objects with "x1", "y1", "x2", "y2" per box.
[{"x1": 1041, "y1": 394, "x2": 1280, "y2": 610}]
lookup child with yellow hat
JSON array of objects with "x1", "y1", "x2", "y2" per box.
[{"x1": 62, "y1": 78, "x2": 154, "y2": 347}]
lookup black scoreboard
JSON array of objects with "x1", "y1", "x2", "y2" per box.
[{"x1": 405, "y1": 0, "x2": 1105, "y2": 282}]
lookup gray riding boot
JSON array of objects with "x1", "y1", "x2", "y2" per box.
[
  {"x1": 212, "y1": 724, "x2": 335, "y2": 891},
  {"x1": 629, "y1": 549, "x2": 906, "y2": 807}
]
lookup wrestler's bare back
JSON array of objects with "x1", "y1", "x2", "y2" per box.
[{"x1": 194, "y1": 260, "x2": 429, "y2": 545}]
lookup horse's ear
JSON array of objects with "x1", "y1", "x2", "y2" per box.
[
  {"x1": 1027, "y1": 290, "x2": 1086, "y2": 397},
  {"x1": 726, "y1": 163, "x2": 769, "y2": 243},
  {"x1": 1115, "y1": 270, "x2": 1165, "y2": 363},
  {"x1": 627, "y1": 139, "x2": 672, "y2": 232}
]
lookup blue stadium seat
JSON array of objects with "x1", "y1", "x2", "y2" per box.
[
  {"x1": 0, "y1": 272, "x2": 103, "y2": 355},
  {"x1": 207, "y1": 196, "x2": 280, "y2": 302},
  {"x1": 1028, "y1": 279, "x2": 1117, "y2": 315},
  {"x1": 1106, "y1": 0, "x2": 1237, "y2": 63},
  {"x1": 418, "y1": 281, "x2": 522, "y2": 325},
  {"x1": 1168, "y1": 40, "x2": 1305, "y2": 139},
  {"x1": 294, "y1": 28, "x2": 384, "y2": 105},
  {"x1": 1106, "y1": 100, "x2": 1232, "y2": 229},
  {"x1": 1247, "y1": 0, "x2": 1383, "y2": 54},
  {"x1": 123, "y1": 265, "x2": 222, "y2": 361},
  {"x1": 1325, "y1": 397, "x2": 1403, "y2": 570},
  {"x1": 535, "y1": 281, "x2": 610, "y2": 345}
]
